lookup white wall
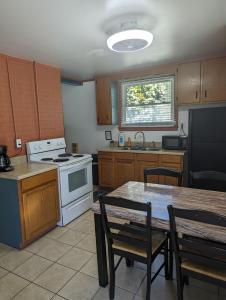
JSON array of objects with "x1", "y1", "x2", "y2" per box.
[{"x1": 61, "y1": 81, "x2": 225, "y2": 154}]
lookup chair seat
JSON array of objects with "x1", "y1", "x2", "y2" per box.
[
  {"x1": 181, "y1": 260, "x2": 226, "y2": 282},
  {"x1": 112, "y1": 230, "x2": 167, "y2": 257}
]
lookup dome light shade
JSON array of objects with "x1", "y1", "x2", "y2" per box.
[{"x1": 107, "y1": 29, "x2": 153, "y2": 52}]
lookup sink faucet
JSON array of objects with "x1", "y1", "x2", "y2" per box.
[{"x1": 134, "y1": 131, "x2": 145, "y2": 148}]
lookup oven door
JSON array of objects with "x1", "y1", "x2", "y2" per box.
[{"x1": 59, "y1": 159, "x2": 93, "y2": 207}]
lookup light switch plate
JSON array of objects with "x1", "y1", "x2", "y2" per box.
[{"x1": 16, "y1": 138, "x2": 22, "y2": 148}]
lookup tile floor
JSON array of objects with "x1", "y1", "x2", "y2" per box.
[{"x1": 0, "y1": 209, "x2": 225, "y2": 300}]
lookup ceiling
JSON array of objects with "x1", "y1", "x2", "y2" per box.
[{"x1": 0, "y1": 0, "x2": 226, "y2": 80}]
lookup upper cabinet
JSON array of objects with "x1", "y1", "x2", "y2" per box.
[
  {"x1": 177, "y1": 62, "x2": 201, "y2": 105},
  {"x1": 0, "y1": 55, "x2": 16, "y2": 156},
  {"x1": 178, "y1": 57, "x2": 226, "y2": 105},
  {"x1": 201, "y1": 57, "x2": 226, "y2": 103},
  {"x1": 7, "y1": 56, "x2": 39, "y2": 153},
  {"x1": 95, "y1": 78, "x2": 118, "y2": 125},
  {"x1": 34, "y1": 63, "x2": 64, "y2": 139}
]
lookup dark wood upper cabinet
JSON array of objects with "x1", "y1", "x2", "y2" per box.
[
  {"x1": 34, "y1": 62, "x2": 64, "y2": 139},
  {"x1": 7, "y1": 56, "x2": 39, "y2": 154},
  {"x1": 0, "y1": 55, "x2": 17, "y2": 156}
]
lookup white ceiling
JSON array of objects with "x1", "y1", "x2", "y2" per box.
[{"x1": 0, "y1": 0, "x2": 226, "y2": 79}]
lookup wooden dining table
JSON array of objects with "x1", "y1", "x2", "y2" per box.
[{"x1": 92, "y1": 181, "x2": 226, "y2": 287}]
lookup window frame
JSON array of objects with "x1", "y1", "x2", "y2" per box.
[{"x1": 118, "y1": 74, "x2": 178, "y2": 131}]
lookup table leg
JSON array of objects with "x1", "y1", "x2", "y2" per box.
[{"x1": 94, "y1": 213, "x2": 108, "y2": 287}]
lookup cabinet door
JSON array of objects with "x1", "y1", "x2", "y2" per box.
[
  {"x1": 201, "y1": 57, "x2": 226, "y2": 102},
  {"x1": 177, "y1": 62, "x2": 201, "y2": 105},
  {"x1": 99, "y1": 158, "x2": 114, "y2": 187},
  {"x1": 159, "y1": 155, "x2": 183, "y2": 186},
  {"x1": 115, "y1": 153, "x2": 135, "y2": 187},
  {"x1": 96, "y1": 78, "x2": 112, "y2": 125},
  {"x1": 21, "y1": 180, "x2": 59, "y2": 242},
  {"x1": 7, "y1": 56, "x2": 39, "y2": 154},
  {"x1": 35, "y1": 63, "x2": 64, "y2": 139},
  {"x1": 135, "y1": 154, "x2": 158, "y2": 183},
  {"x1": 0, "y1": 55, "x2": 16, "y2": 156}
]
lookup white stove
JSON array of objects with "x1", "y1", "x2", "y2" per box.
[{"x1": 27, "y1": 138, "x2": 93, "y2": 226}]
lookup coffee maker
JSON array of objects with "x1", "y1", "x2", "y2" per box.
[{"x1": 0, "y1": 145, "x2": 14, "y2": 172}]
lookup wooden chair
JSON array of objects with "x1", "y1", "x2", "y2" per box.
[
  {"x1": 99, "y1": 196, "x2": 169, "y2": 300},
  {"x1": 168, "y1": 205, "x2": 226, "y2": 300},
  {"x1": 190, "y1": 170, "x2": 226, "y2": 192},
  {"x1": 144, "y1": 167, "x2": 183, "y2": 186},
  {"x1": 143, "y1": 167, "x2": 183, "y2": 279}
]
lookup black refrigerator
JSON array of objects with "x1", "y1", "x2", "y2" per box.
[{"x1": 188, "y1": 106, "x2": 226, "y2": 191}]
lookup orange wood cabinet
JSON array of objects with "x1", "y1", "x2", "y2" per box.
[
  {"x1": 201, "y1": 57, "x2": 226, "y2": 103},
  {"x1": 0, "y1": 55, "x2": 17, "y2": 156},
  {"x1": 98, "y1": 151, "x2": 184, "y2": 188},
  {"x1": 98, "y1": 152, "x2": 115, "y2": 187},
  {"x1": 19, "y1": 169, "x2": 59, "y2": 247},
  {"x1": 7, "y1": 56, "x2": 39, "y2": 154},
  {"x1": 34, "y1": 63, "x2": 64, "y2": 139},
  {"x1": 96, "y1": 77, "x2": 112, "y2": 125},
  {"x1": 177, "y1": 62, "x2": 201, "y2": 105}
]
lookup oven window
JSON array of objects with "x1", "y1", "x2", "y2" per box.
[{"x1": 68, "y1": 168, "x2": 87, "y2": 192}]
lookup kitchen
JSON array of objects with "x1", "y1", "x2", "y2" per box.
[{"x1": 0, "y1": 0, "x2": 226, "y2": 299}]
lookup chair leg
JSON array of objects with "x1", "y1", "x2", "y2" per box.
[
  {"x1": 126, "y1": 258, "x2": 134, "y2": 267},
  {"x1": 164, "y1": 241, "x2": 169, "y2": 280},
  {"x1": 169, "y1": 235, "x2": 174, "y2": 280},
  {"x1": 108, "y1": 249, "x2": 115, "y2": 300},
  {"x1": 176, "y1": 267, "x2": 184, "y2": 300},
  {"x1": 146, "y1": 262, "x2": 151, "y2": 300},
  {"x1": 183, "y1": 276, "x2": 189, "y2": 286}
]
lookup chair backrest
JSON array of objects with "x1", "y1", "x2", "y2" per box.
[
  {"x1": 144, "y1": 167, "x2": 183, "y2": 186},
  {"x1": 99, "y1": 196, "x2": 152, "y2": 259},
  {"x1": 190, "y1": 171, "x2": 226, "y2": 192},
  {"x1": 168, "y1": 205, "x2": 226, "y2": 274}
]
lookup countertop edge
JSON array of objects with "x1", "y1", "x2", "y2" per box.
[{"x1": 97, "y1": 148, "x2": 186, "y2": 156}]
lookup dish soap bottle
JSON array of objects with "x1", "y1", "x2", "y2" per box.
[{"x1": 118, "y1": 132, "x2": 125, "y2": 147}]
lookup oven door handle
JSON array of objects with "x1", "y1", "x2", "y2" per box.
[{"x1": 60, "y1": 158, "x2": 92, "y2": 172}]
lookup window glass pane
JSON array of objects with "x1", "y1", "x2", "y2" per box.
[
  {"x1": 68, "y1": 169, "x2": 87, "y2": 192},
  {"x1": 121, "y1": 75, "x2": 175, "y2": 127}
]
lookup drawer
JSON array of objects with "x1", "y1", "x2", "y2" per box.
[
  {"x1": 21, "y1": 169, "x2": 57, "y2": 192},
  {"x1": 135, "y1": 153, "x2": 158, "y2": 162},
  {"x1": 115, "y1": 152, "x2": 134, "y2": 160},
  {"x1": 159, "y1": 154, "x2": 182, "y2": 164},
  {"x1": 98, "y1": 151, "x2": 114, "y2": 159}
]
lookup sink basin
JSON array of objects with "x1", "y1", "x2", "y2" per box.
[{"x1": 122, "y1": 146, "x2": 161, "y2": 151}]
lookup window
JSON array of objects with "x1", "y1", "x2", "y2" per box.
[{"x1": 120, "y1": 75, "x2": 176, "y2": 130}]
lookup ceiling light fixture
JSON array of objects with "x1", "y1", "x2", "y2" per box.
[{"x1": 107, "y1": 29, "x2": 153, "y2": 53}]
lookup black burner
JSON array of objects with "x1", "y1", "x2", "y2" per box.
[
  {"x1": 41, "y1": 158, "x2": 53, "y2": 161},
  {"x1": 58, "y1": 153, "x2": 73, "y2": 158},
  {"x1": 73, "y1": 155, "x2": 84, "y2": 158},
  {"x1": 53, "y1": 158, "x2": 70, "y2": 163}
]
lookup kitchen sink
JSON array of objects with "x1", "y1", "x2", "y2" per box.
[{"x1": 122, "y1": 146, "x2": 161, "y2": 151}]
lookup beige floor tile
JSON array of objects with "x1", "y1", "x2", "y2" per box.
[
  {"x1": 183, "y1": 284, "x2": 218, "y2": 300},
  {"x1": 79, "y1": 209, "x2": 94, "y2": 221},
  {"x1": 80, "y1": 255, "x2": 98, "y2": 278},
  {"x1": 189, "y1": 277, "x2": 218, "y2": 294},
  {"x1": 58, "y1": 272, "x2": 99, "y2": 300},
  {"x1": 45, "y1": 226, "x2": 69, "y2": 240},
  {"x1": 57, "y1": 247, "x2": 93, "y2": 271},
  {"x1": 76, "y1": 233, "x2": 96, "y2": 253},
  {"x1": 0, "y1": 243, "x2": 13, "y2": 258},
  {"x1": 37, "y1": 239, "x2": 72, "y2": 261},
  {"x1": 34, "y1": 263, "x2": 76, "y2": 293},
  {"x1": 0, "y1": 267, "x2": 8, "y2": 279},
  {"x1": 70, "y1": 219, "x2": 94, "y2": 234},
  {"x1": 0, "y1": 273, "x2": 29, "y2": 300},
  {"x1": 51, "y1": 296, "x2": 66, "y2": 300},
  {"x1": 58, "y1": 229, "x2": 87, "y2": 246},
  {"x1": 93, "y1": 286, "x2": 134, "y2": 300},
  {"x1": 66, "y1": 217, "x2": 83, "y2": 229},
  {"x1": 0, "y1": 249, "x2": 33, "y2": 271},
  {"x1": 13, "y1": 283, "x2": 54, "y2": 300},
  {"x1": 25, "y1": 237, "x2": 54, "y2": 254},
  {"x1": 13, "y1": 255, "x2": 53, "y2": 281},
  {"x1": 115, "y1": 263, "x2": 146, "y2": 294}
]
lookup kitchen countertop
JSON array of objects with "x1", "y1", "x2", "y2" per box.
[
  {"x1": 98, "y1": 147, "x2": 185, "y2": 156},
  {"x1": 0, "y1": 162, "x2": 57, "y2": 180}
]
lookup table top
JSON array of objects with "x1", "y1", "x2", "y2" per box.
[{"x1": 92, "y1": 181, "x2": 226, "y2": 244}]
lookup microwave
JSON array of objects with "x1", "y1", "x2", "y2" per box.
[{"x1": 162, "y1": 135, "x2": 187, "y2": 150}]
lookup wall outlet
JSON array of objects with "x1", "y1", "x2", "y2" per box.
[{"x1": 16, "y1": 138, "x2": 22, "y2": 148}]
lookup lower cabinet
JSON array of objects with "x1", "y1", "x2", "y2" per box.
[
  {"x1": 98, "y1": 151, "x2": 184, "y2": 188},
  {"x1": 0, "y1": 169, "x2": 59, "y2": 249}
]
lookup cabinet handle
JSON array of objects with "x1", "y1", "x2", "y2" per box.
[
  {"x1": 195, "y1": 91, "x2": 198, "y2": 99},
  {"x1": 205, "y1": 90, "x2": 207, "y2": 98}
]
